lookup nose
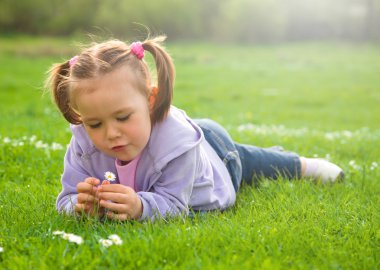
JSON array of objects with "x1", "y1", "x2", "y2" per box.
[{"x1": 105, "y1": 123, "x2": 121, "y2": 140}]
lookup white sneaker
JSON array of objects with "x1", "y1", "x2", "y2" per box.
[{"x1": 310, "y1": 159, "x2": 344, "y2": 183}]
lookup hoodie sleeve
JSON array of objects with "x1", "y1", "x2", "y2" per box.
[
  {"x1": 56, "y1": 136, "x2": 91, "y2": 214},
  {"x1": 137, "y1": 146, "x2": 199, "y2": 221}
]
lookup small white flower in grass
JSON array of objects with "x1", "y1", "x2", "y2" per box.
[
  {"x1": 108, "y1": 234, "x2": 123, "y2": 245},
  {"x1": 51, "y1": 142, "x2": 64, "y2": 151},
  {"x1": 104, "y1": 171, "x2": 116, "y2": 182},
  {"x1": 342, "y1": 130, "x2": 353, "y2": 138},
  {"x1": 71, "y1": 235, "x2": 83, "y2": 245},
  {"x1": 370, "y1": 162, "x2": 378, "y2": 171},
  {"x1": 324, "y1": 133, "x2": 336, "y2": 140},
  {"x1": 30, "y1": 135, "x2": 37, "y2": 143},
  {"x1": 99, "y1": 239, "x2": 113, "y2": 248},
  {"x1": 349, "y1": 160, "x2": 360, "y2": 171},
  {"x1": 52, "y1": 230, "x2": 65, "y2": 235},
  {"x1": 35, "y1": 140, "x2": 48, "y2": 149},
  {"x1": 3, "y1": 137, "x2": 11, "y2": 143},
  {"x1": 62, "y1": 233, "x2": 83, "y2": 245},
  {"x1": 61, "y1": 233, "x2": 71, "y2": 240},
  {"x1": 0, "y1": 247, "x2": 3, "y2": 253},
  {"x1": 68, "y1": 234, "x2": 83, "y2": 245}
]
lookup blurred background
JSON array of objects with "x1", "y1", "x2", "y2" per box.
[
  {"x1": 0, "y1": 0, "x2": 379, "y2": 43},
  {"x1": 1, "y1": 0, "x2": 379, "y2": 135}
]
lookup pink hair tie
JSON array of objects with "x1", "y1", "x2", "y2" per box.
[
  {"x1": 130, "y1": 42, "x2": 144, "y2": 60},
  {"x1": 69, "y1": 55, "x2": 79, "y2": 67}
]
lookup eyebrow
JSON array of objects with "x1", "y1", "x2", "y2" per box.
[
  {"x1": 81, "y1": 117, "x2": 99, "y2": 122},
  {"x1": 81, "y1": 108, "x2": 132, "y2": 122}
]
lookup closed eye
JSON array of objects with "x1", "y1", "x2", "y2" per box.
[
  {"x1": 117, "y1": 114, "x2": 131, "y2": 122},
  {"x1": 87, "y1": 122, "x2": 101, "y2": 129}
]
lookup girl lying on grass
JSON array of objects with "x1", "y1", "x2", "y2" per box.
[{"x1": 46, "y1": 36, "x2": 344, "y2": 221}]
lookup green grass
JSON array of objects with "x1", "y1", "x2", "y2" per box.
[{"x1": 0, "y1": 36, "x2": 379, "y2": 269}]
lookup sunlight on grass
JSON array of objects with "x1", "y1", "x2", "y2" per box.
[{"x1": 0, "y1": 36, "x2": 379, "y2": 269}]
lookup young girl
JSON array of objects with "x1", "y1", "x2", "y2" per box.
[{"x1": 47, "y1": 36, "x2": 344, "y2": 221}]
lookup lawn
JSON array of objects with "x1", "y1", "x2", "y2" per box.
[{"x1": 0, "y1": 36, "x2": 379, "y2": 269}]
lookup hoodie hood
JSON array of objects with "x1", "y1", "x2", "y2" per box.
[{"x1": 145, "y1": 106, "x2": 203, "y2": 171}]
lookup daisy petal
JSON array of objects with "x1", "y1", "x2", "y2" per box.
[
  {"x1": 104, "y1": 171, "x2": 116, "y2": 182},
  {"x1": 99, "y1": 239, "x2": 113, "y2": 247},
  {"x1": 108, "y1": 234, "x2": 123, "y2": 245}
]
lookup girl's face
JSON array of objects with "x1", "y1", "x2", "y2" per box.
[{"x1": 73, "y1": 66, "x2": 151, "y2": 162}]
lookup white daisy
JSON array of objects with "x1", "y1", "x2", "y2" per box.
[
  {"x1": 62, "y1": 233, "x2": 71, "y2": 240},
  {"x1": 51, "y1": 142, "x2": 64, "y2": 151},
  {"x1": 99, "y1": 239, "x2": 113, "y2": 248},
  {"x1": 370, "y1": 162, "x2": 378, "y2": 171},
  {"x1": 68, "y1": 235, "x2": 83, "y2": 245},
  {"x1": 62, "y1": 233, "x2": 83, "y2": 245},
  {"x1": 52, "y1": 230, "x2": 65, "y2": 235},
  {"x1": 29, "y1": 135, "x2": 37, "y2": 143},
  {"x1": 104, "y1": 171, "x2": 116, "y2": 182},
  {"x1": 0, "y1": 247, "x2": 3, "y2": 253},
  {"x1": 108, "y1": 234, "x2": 123, "y2": 245}
]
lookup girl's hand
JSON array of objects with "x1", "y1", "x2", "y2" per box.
[
  {"x1": 97, "y1": 184, "x2": 143, "y2": 221},
  {"x1": 75, "y1": 177, "x2": 104, "y2": 217}
]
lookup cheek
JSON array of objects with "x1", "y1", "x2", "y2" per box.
[
  {"x1": 129, "y1": 117, "x2": 151, "y2": 141},
  {"x1": 85, "y1": 129, "x2": 103, "y2": 146}
]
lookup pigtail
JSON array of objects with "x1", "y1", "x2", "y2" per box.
[
  {"x1": 46, "y1": 62, "x2": 81, "y2": 125},
  {"x1": 142, "y1": 36, "x2": 175, "y2": 124}
]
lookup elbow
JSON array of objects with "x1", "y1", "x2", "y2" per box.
[{"x1": 56, "y1": 194, "x2": 77, "y2": 215}]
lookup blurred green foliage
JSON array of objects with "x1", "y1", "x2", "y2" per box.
[{"x1": 0, "y1": 0, "x2": 379, "y2": 43}]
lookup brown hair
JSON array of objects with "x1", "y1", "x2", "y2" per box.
[{"x1": 46, "y1": 36, "x2": 175, "y2": 126}]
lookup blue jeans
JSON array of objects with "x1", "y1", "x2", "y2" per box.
[{"x1": 195, "y1": 119, "x2": 302, "y2": 192}]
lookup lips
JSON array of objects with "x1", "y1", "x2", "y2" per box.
[{"x1": 111, "y1": 145, "x2": 125, "y2": 152}]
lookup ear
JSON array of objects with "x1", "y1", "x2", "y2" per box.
[{"x1": 149, "y1": 86, "x2": 158, "y2": 109}]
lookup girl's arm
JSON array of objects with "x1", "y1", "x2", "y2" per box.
[
  {"x1": 137, "y1": 147, "x2": 199, "y2": 221},
  {"x1": 95, "y1": 148, "x2": 198, "y2": 221},
  {"x1": 56, "y1": 138, "x2": 93, "y2": 214}
]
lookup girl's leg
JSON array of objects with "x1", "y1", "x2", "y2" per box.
[
  {"x1": 196, "y1": 118, "x2": 343, "y2": 189},
  {"x1": 196, "y1": 119, "x2": 303, "y2": 189},
  {"x1": 235, "y1": 143, "x2": 344, "y2": 184},
  {"x1": 234, "y1": 143, "x2": 302, "y2": 185}
]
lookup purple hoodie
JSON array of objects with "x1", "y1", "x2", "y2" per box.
[{"x1": 56, "y1": 106, "x2": 236, "y2": 220}]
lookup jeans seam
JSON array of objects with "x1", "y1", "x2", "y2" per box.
[
  {"x1": 199, "y1": 122, "x2": 242, "y2": 192},
  {"x1": 223, "y1": 150, "x2": 240, "y2": 165},
  {"x1": 208, "y1": 128, "x2": 228, "y2": 152}
]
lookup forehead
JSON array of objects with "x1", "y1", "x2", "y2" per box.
[
  {"x1": 72, "y1": 70, "x2": 150, "y2": 119},
  {"x1": 70, "y1": 65, "x2": 147, "y2": 96}
]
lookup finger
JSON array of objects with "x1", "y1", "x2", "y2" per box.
[
  {"x1": 75, "y1": 203, "x2": 103, "y2": 216},
  {"x1": 98, "y1": 192, "x2": 129, "y2": 204},
  {"x1": 75, "y1": 203, "x2": 86, "y2": 213},
  {"x1": 84, "y1": 177, "x2": 101, "y2": 186},
  {"x1": 106, "y1": 211, "x2": 129, "y2": 221},
  {"x1": 98, "y1": 184, "x2": 132, "y2": 193},
  {"x1": 99, "y1": 199, "x2": 128, "y2": 213},
  {"x1": 77, "y1": 192, "x2": 99, "y2": 204},
  {"x1": 75, "y1": 203, "x2": 93, "y2": 214},
  {"x1": 77, "y1": 182, "x2": 98, "y2": 194}
]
